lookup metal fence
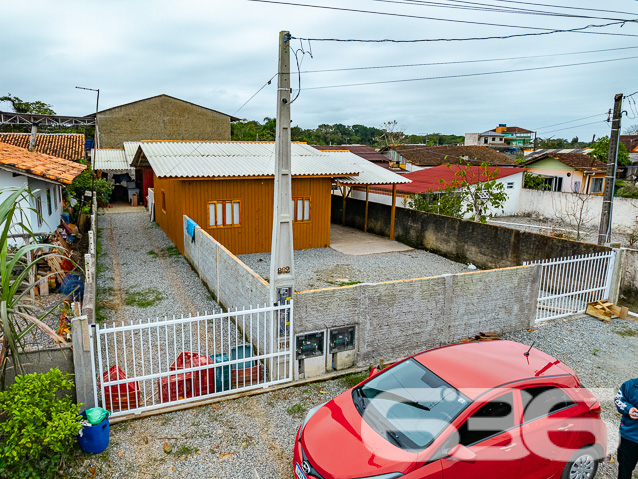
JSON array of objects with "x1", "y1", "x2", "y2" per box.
[
  {"x1": 524, "y1": 251, "x2": 616, "y2": 322},
  {"x1": 89, "y1": 302, "x2": 293, "y2": 418}
]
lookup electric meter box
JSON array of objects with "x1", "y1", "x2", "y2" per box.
[
  {"x1": 329, "y1": 326, "x2": 356, "y2": 354},
  {"x1": 296, "y1": 331, "x2": 325, "y2": 360}
]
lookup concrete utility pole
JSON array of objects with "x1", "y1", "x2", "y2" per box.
[
  {"x1": 597, "y1": 93, "x2": 623, "y2": 245},
  {"x1": 269, "y1": 31, "x2": 295, "y2": 308}
]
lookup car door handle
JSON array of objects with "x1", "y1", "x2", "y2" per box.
[
  {"x1": 558, "y1": 424, "x2": 574, "y2": 431},
  {"x1": 500, "y1": 443, "x2": 517, "y2": 451}
]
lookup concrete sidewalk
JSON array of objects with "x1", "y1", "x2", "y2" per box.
[{"x1": 329, "y1": 224, "x2": 413, "y2": 255}]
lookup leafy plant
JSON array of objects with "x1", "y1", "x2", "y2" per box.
[
  {"x1": 523, "y1": 172, "x2": 550, "y2": 190},
  {"x1": 66, "y1": 163, "x2": 113, "y2": 210},
  {"x1": 588, "y1": 136, "x2": 631, "y2": 166},
  {"x1": 124, "y1": 288, "x2": 165, "y2": 308},
  {"x1": 0, "y1": 368, "x2": 82, "y2": 478},
  {"x1": 617, "y1": 183, "x2": 638, "y2": 199},
  {"x1": 0, "y1": 186, "x2": 68, "y2": 384},
  {"x1": 409, "y1": 187, "x2": 464, "y2": 218}
]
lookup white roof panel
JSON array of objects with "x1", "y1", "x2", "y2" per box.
[{"x1": 91, "y1": 149, "x2": 131, "y2": 172}]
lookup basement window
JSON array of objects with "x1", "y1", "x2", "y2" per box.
[
  {"x1": 292, "y1": 197, "x2": 311, "y2": 222},
  {"x1": 208, "y1": 200, "x2": 241, "y2": 227}
]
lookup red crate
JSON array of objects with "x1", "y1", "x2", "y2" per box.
[
  {"x1": 170, "y1": 352, "x2": 216, "y2": 397},
  {"x1": 99, "y1": 365, "x2": 140, "y2": 413},
  {"x1": 231, "y1": 363, "x2": 261, "y2": 388},
  {"x1": 158, "y1": 373, "x2": 192, "y2": 403}
]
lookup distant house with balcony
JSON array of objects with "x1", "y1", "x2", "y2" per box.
[{"x1": 465, "y1": 124, "x2": 534, "y2": 150}]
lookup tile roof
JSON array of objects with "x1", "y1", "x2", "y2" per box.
[
  {"x1": 312, "y1": 144, "x2": 391, "y2": 167},
  {"x1": 374, "y1": 164, "x2": 525, "y2": 194},
  {"x1": 620, "y1": 135, "x2": 638, "y2": 153},
  {"x1": 0, "y1": 143, "x2": 87, "y2": 184},
  {"x1": 524, "y1": 152, "x2": 605, "y2": 170},
  {"x1": 0, "y1": 132, "x2": 85, "y2": 161},
  {"x1": 132, "y1": 141, "x2": 409, "y2": 185},
  {"x1": 380, "y1": 145, "x2": 518, "y2": 166},
  {"x1": 497, "y1": 126, "x2": 534, "y2": 134}
]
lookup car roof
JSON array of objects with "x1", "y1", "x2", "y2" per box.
[{"x1": 413, "y1": 340, "x2": 576, "y2": 399}]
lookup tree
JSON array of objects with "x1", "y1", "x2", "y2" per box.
[
  {"x1": 409, "y1": 186, "x2": 464, "y2": 218},
  {"x1": 376, "y1": 120, "x2": 406, "y2": 147},
  {"x1": 623, "y1": 124, "x2": 638, "y2": 135},
  {"x1": 524, "y1": 172, "x2": 550, "y2": 190},
  {"x1": 0, "y1": 93, "x2": 55, "y2": 115},
  {"x1": 550, "y1": 192, "x2": 595, "y2": 241},
  {"x1": 588, "y1": 136, "x2": 631, "y2": 166}
]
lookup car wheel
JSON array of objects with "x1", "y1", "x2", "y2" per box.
[{"x1": 561, "y1": 447, "x2": 600, "y2": 479}]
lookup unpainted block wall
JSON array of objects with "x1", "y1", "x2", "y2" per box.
[
  {"x1": 183, "y1": 216, "x2": 269, "y2": 311},
  {"x1": 332, "y1": 196, "x2": 610, "y2": 269},
  {"x1": 619, "y1": 248, "x2": 638, "y2": 310},
  {"x1": 294, "y1": 265, "x2": 540, "y2": 366}
]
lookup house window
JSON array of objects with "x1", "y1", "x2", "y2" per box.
[
  {"x1": 590, "y1": 177, "x2": 604, "y2": 194},
  {"x1": 293, "y1": 197, "x2": 310, "y2": 222},
  {"x1": 491, "y1": 137, "x2": 496, "y2": 142},
  {"x1": 483, "y1": 138, "x2": 488, "y2": 144},
  {"x1": 161, "y1": 190, "x2": 166, "y2": 213},
  {"x1": 46, "y1": 188, "x2": 52, "y2": 216},
  {"x1": 208, "y1": 200, "x2": 241, "y2": 227},
  {"x1": 53, "y1": 186, "x2": 58, "y2": 211},
  {"x1": 507, "y1": 182, "x2": 514, "y2": 189},
  {"x1": 35, "y1": 194, "x2": 43, "y2": 227}
]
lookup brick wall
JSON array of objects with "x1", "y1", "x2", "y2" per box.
[{"x1": 294, "y1": 265, "x2": 540, "y2": 366}]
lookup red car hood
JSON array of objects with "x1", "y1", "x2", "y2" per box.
[{"x1": 300, "y1": 391, "x2": 417, "y2": 479}]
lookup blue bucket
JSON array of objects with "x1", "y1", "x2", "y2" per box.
[{"x1": 77, "y1": 411, "x2": 110, "y2": 454}]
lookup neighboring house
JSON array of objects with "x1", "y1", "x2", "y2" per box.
[
  {"x1": 620, "y1": 135, "x2": 638, "y2": 165},
  {"x1": 464, "y1": 130, "x2": 506, "y2": 148},
  {"x1": 131, "y1": 141, "x2": 409, "y2": 255},
  {"x1": 0, "y1": 143, "x2": 86, "y2": 237},
  {"x1": 465, "y1": 124, "x2": 534, "y2": 149},
  {"x1": 524, "y1": 148, "x2": 594, "y2": 160},
  {"x1": 379, "y1": 145, "x2": 517, "y2": 172},
  {"x1": 353, "y1": 164, "x2": 525, "y2": 217},
  {"x1": 0, "y1": 132, "x2": 85, "y2": 162},
  {"x1": 522, "y1": 153, "x2": 606, "y2": 194},
  {"x1": 312, "y1": 144, "x2": 391, "y2": 170},
  {"x1": 91, "y1": 145, "x2": 140, "y2": 203},
  {"x1": 94, "y1": 94, "x2": 240, "y2": 148}
]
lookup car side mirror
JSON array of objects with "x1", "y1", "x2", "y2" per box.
[
  {"x1": 369, "y1": 367, "x2": 379, "y2": 378},
  {"x1": 448, "y1": 444, "x2": 477, "y2": 463}
]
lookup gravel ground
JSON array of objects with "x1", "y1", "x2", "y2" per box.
[
  {"x1": 239, "y1": 247, "x2": 470, "y2": 292},
  {"x1": 489, "y1": 215, "x2": 632, "y2": 246},
  {"x1": 66, "y1": 312, "x2": 638, "y2": 479}
]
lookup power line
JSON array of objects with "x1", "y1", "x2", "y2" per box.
[
  {"x1": 473, "y1": 0, "x2": 638, "y2": 17},
  {"x1": 369, "y1": 0, "x2": 637, "y2": 22},
  {"x1": 300, "y1": 55, "x2": 638, "y2": 90},
  {"x1": 536, "y1": 120, "x2": 610, "y2": 135},
  {"x1": 299, "y1": 45, "x2": 638, "y2": 74},
  {"x1": 533, "y1": 113, "x2": 609, "y2": 131},
  {"x1": 248, "y1": 0, "x2": 638, "y2": 37},
  {"x1": 233, "y1": 73, "x2": 278, "y2": 116}
]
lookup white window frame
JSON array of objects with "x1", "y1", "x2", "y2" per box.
[{"x1": 590, "y1": 177, "x2": 604, "y2": 194}]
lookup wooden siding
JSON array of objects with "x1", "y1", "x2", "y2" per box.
[{"x1": 155, "y1": 175, "x2": 332, "y2": 255}]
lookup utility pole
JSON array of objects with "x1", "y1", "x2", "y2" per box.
[
  {"x1": 597, "y1": 93, "x2": 623, "y2": 245},
  {"x1": 269, "y1": 31, "x2": 295, "y2": 313}
]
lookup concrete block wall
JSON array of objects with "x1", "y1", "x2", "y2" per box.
[
  {"x1": 619, "y1": 248, "x2": 638, "y2": 309},
  {"x1": 295, "y1": 265, "x2": 540, "y2": 367}
]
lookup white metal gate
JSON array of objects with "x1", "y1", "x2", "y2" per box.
[
  {"x1": 524, "y1": 251, "x2": 616, "y2": 322},
  {"x1": 89, "y1": 302, "x2": 293, "y2": 418}
]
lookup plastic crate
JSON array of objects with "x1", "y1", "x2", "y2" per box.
[
  {"x1": 230, "y1": 345, "x2": 261, "y2": 388},
  {"x1": 158, "y1": 374, "x2": 191, "y2": 403},
  {"x1": 170, "y1": 352, "x2": 216, "y2": 397},
  {"x1": 231, "y1": 345, "x2": 257, "y2": 370},
  {"x1": 99, "y1": 365, "x2": 140, "y2": 413},
  {"x1": 212, "y1": 353, "x2": 231, "y2": 392}
]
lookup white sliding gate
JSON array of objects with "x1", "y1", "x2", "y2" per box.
[
  {"x1": 89, "y1": 302, "x2": 293, "y2": 418},
  {"x1": 524, "y1": 251, "x2": 616, "y2": 322}
]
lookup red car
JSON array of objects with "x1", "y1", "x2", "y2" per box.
[{"x1": 294, "y1": 340, "x2": 606, "y2": 479}]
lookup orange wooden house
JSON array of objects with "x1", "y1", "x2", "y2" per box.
[{"x1": 131, "y1": 141, "x2": 409, "y2": 255}]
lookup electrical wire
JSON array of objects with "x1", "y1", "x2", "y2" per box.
[
  {"x1": 300, "y1": 55, "x2": 638, "y2": 91},
  {"x1": 471, "y1": 0, "x2": 638, "y2": 17},
  {"x1": 368, "y1": 0, "x2": 637, "y2": 22},
  {"x1": 536, "y1": 120, "x2": 610, "y2": 135},
  {"x1": 533, "y1": 113, "x2": 609, "y2": 131},
  {"x1": 233, "y1": 73, "x2": 278, "y2": 116},
  {"x1": 247, "y1": 0, "x2": 638, "y2": 37},
  {"x1": 299, "y1": 45, "x2": 638, "y2": 74}
]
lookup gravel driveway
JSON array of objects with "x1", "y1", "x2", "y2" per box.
[{"x1": 67, "y1": 312, "x2": 638, "y2": 479}]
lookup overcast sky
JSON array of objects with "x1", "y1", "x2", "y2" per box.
[{"x1": 1, "y1": 0, "x2": 637, "y2": 140}]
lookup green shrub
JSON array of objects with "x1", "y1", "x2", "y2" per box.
[{"x1": 0, "y1": 368, "x2": 82, "y2": 478}]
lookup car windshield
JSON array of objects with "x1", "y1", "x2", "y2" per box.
[{"x1": 354, "y1": 358, "x2": 469, "y2": 451}]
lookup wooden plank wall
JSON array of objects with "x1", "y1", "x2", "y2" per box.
[{"x1": 156, "y1": 175, "x2": 333, "y2": 255}]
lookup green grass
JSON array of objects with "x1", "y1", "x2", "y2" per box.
[
  {"x1": 337, "y1": 371, "x2": 369, "y2": 389},
  {"x1": 163, "y1": 245, "x2": 181, "y2": 258},
  {"x1": 614, "y1": 326, "x2": 638, "y2": 338},
  {"x1": 125, "y1": 288, "x2": 166, "y2": 308},
  {"x1": 326, "y1": 280, "x2": 363, "y2": 287},
  {"x1": 173, "y1": 443, "x2": 198, "y2": 457},
  {"x1": 147, "y1": 249, "x2": 158, "y2": 257},
  {"x1": 286, "y1": 403, "x2": 307, "y2": 417}
]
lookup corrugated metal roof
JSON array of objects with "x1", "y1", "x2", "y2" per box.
[
  {"x1": 134, "y1": 141, "x2": 410, "y2": 185},
  {"x1": 123, "y1": 141, "x2": 141, "y2": 164},
  {"x1": 91, "y1": 149, "x2": 131, "y2": 172}
]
